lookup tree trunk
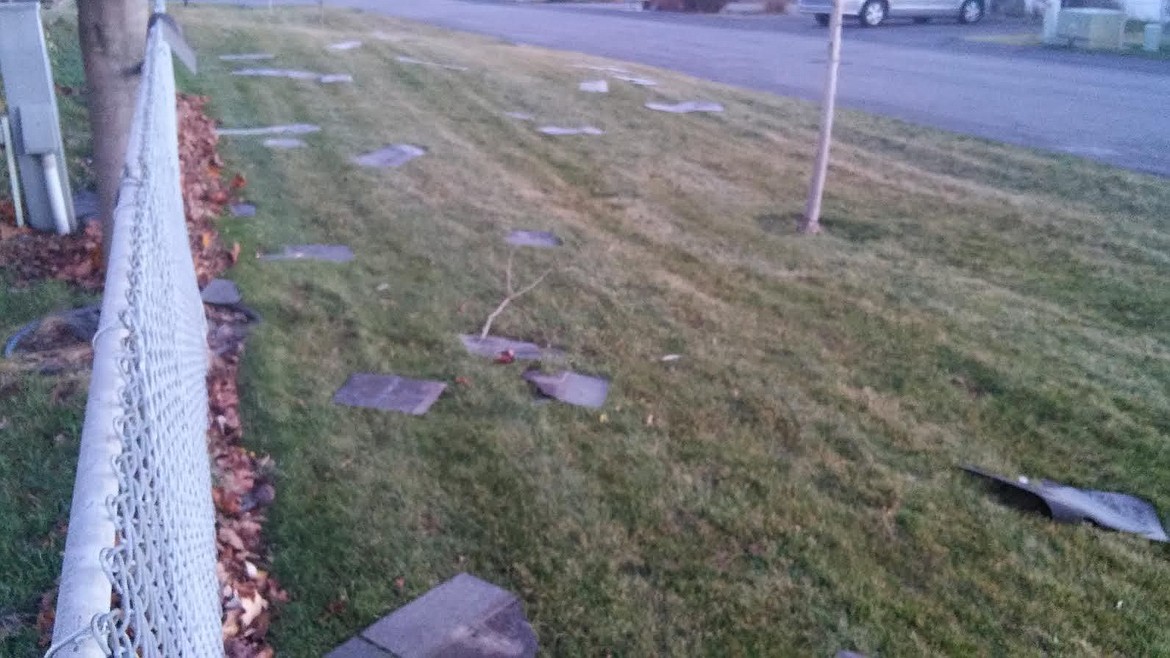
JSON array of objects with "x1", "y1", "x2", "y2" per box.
[{"x1": 78, "y1": 0, "x2": 148, "y2": 264}]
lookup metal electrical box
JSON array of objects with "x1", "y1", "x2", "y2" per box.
[
  {"x1": 1055, "y1": 8, "x2": 1127, "y2": 49},
  {"x1": 0, "y1": 0, "x2": 76, "y2": 233}
]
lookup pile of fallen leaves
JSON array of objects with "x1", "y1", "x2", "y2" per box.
[
  {"x1": 176, "y1": 92, "x2": 283, "y2": 657},
  {"x1": 0, "y1": 214, "x2": 104, "y2": 290},
  {"x1": 177, "y1": 93, "x2": 241, "y2": 285}
]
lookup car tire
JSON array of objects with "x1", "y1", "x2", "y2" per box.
[
  {"x1": 858, "y1": 0, "x2": 886, "y2": 27},
  {"x1": 815, "y1": 12, "x2": 830, "y2": 26},
  {"x1": 913, "y1": 16, "x2": 930, "y2": 23},
  {"x1": 958, "y1": 0, "x2": 983, "y2": 23}
]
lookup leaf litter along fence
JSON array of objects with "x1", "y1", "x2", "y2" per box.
[{"x1": 46, "y1": 16, "x2": 223, "y2": 658}]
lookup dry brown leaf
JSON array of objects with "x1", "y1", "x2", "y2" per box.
[
  {"x1": 239, "y1": 593, "x2": 267, "y2": 626},
  {"x1": 218, "y1": 527, "x2": 245, "y2": 551}
]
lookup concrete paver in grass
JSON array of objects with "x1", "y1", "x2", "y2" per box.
[
  {"x1": 263, "y1": 137, "x2": 307, "y2": 149},
  {"x1": 325, "y1": 573, "x2": 537, "y2": 658},
  {"x1": 218, "y1": 52, "x2": 275, "y2": 61},
  {"x1": 523, "y1": 370, "x2": 609, "y2": 409},
  {"x1": 332, "y1": 374, "x2": 446, "y2": 416},
  {"x1": 201, "y1": 279, "x2": 242, "y2": 306},
  {"x1": 537, "y1": 126, "x2": 603, "y2": 136},
  {"x1": 612, "y1": 74, "x2": 657, "y2": 87},
  {"x1": 258, "y1": 244, "x2": 355, "y2": 262},
  {"x1": 232, "y1": 67, "x2": 321, "y2": 80},
  {"x1": 459, "y1": 335, "x2": 564, "y2": 362},
  {"x1": 327, "y1": 40, "x2": 363, "y2": 51},
  {"x1": 352, "y1": 144, "x2": 427, "y2": 168},
  {"x1": 395, "y1": 55, "x2": 468, "y2": 71},
  {"x1": 231, "y1": 68, "x2": 353, "y2": 84},
  {"x1": 229, "y1": 203, "x2": 256, "y2": 218},
  {"x1": 578, "y1": 79, "x2": 609, "y2": 93},
  {"x1": 216, "y1": 123, "x2": 320, "y2": 137},
  {"x1": 505, "y1": 230, "x2": 562, "y2": 248},
  {"x1": 503, "y1": 111, "x2": 535, "y2": 121},
  {"x1": 319, "y1": 73, "x2": 354, "y2": 84},
  {"x1": 645, "y1": 101, "x2": 724, "y2": 114},
  {"x1": 573, "y1": 63, "x2": 630, "y2": 74}
]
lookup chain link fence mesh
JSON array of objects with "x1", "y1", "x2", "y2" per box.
[{"x1": 47, "y1": 22, "x2": 223, "y2": 658}]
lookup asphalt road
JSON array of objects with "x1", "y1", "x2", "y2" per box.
[{"x1": 203, "y1": 0, "x2": 1170, "y2": 175}]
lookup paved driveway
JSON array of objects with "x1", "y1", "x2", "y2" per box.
[{"x1": 203, "y1": 0, "x2": 1170, "y2": 176}]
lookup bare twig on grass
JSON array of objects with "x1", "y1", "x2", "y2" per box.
[{"x1": 479, "y1": 248, "x2": 552, "y2": 340}]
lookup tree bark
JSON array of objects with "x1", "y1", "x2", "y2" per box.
[{"x1": 78, "y1": 0, "x2": 148, "y2": 264}]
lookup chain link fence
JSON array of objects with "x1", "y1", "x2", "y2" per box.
[{"x1": 46, "y1": 19, "x2": 223, "y2": 658}]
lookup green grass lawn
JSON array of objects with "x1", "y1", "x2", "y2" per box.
[
  {"x1": 5, "y1": 4, "x2": 1169, "y2": 656},
  {"x1": 174, "y1": 6, "x2": 1170, "y2": 655}
]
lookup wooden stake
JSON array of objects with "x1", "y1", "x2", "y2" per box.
[{"x1": 800, "y1": 0, "x2": 846, "y2": 234}]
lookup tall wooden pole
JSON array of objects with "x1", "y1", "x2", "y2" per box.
[{"x1": 800, "y1": 0, "x2": 845, "y2": 234}]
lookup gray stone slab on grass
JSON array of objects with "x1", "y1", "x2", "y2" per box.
[
  {"x1": 504, "y1": 111, "x2": 535, "y2": 121},
  {"x1": 645, "y1": 101, "x2": 725, "y2": 114},
  {"x1": 325, "y1": 637, "x2": 394, "y2": 658},
  {"x1": 352, "y1": 144, "x2": 427, "y2": 168},
  {"x1": 72, "y1": 189, "x2": 99, "y2": 222},
  {"x1": 201, "y1": 279, "x2": 242, "y2": 306},
  {"x1": 612, "y1": 74, "x2": 657, "y2": 87},
  {"x1": 537, "y1": 126, "x2": 603, "y2": 136},
  {"x1": 320, "y1": 73, "x2": 354, "y2": 84},
  {"x1": 361, "y1": 573, "x2": 537, "y2": 658},
  {"x1": 219, "y1": 53, "x2": 275, "y2": 61},
  {"x1": 523, "y1": 371, "x2": 609, "y2": 409},
  {"x1": 259, "y1": 244, "x2": 355, "y2": 262},
  {"x1": 232, "y1": 67, "x2": 321, "y2": 80},
  {"x1": 333, "y1": 374, "x2": 446, "y2": 415},
  {"x1": 579, "y1": 79, "x2": 609, "y2": 93},
  {"x1": 263, "y1": 137, "x2": 307, "y2": 149},
  {"x1": 573, "y1": 64, "x2": 630, "y2": 74},
  {"x1": 328, "y1": 40, "x2": 363, "y2": 51},
  {"x1": 216, "y1": 123, "x2": 320, "y2": 137},
  {"x1": 396, "y1": 55, "x2": 468, "y2": 71},
  {"x1": 459, "y1": 335, "x2": 565, "y2": 361},
  {"x1": 229, "y1": 203, "x2": 257, "y2": 218},
  {"x1": 505, "y1": 230, "x2": 562, "y2": 248},
  {"x1": 962, "y1": 465, "x2": 1169, "y2": 542}
]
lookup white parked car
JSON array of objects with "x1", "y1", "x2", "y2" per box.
[{"x1": 798, "y1": 0, "x2": 985, "y2": 26}]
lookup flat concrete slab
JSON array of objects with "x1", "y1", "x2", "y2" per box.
[
  {"x1": 229, "y1": 203, "x2": 257, "y2": 218},
  {"x1": 232, "y1": 67, "x2": 321, "y2": 80},
  {"x1": 264, "y1": 137, "x2": 307, "y2": 149},
  {"x1": 396, "y1": 55, "x2": 469, "y2": 71},
  {"x1": 201, "y1": 278, "x2": 242, "y2": 306},
  {"x1": 645, "y1": 101, "x2": 724, "y2": 114},
  {"x1": 258, "y1": 244, "x2": 355, "y2": 262},
  {"x1": 459, "y1": 335, "x2": 565, "y2": 362},
  {"x1": 326, "y1": 637, "x2": 394, "y2": 658},
  {"x1": 578, "y1": 79, "x2": 609, "y2": 93},
  {"x1": 216, "y1": 123, "x2": 321, "y2": 137},
  {"x1": 573, "y1": 64, "x2": 630, "y2": 74},
  {"x1": 333, "y1": 374, "x2": 446, "y2": 415},
  {"x1": 353, "y1": 144, "x2": 427, "y2": 168},
  {"x1": 523, "y1": 370, "x2": 609, "y2": 409},
  {"x1": 503, "y1": 111, "x2": 535, "y2": 122},
  {"x1": 328, "y1": 40, "x2": 363, "y2": 51},
  {"x1": 536, "y1": 126, "x2": 603, "y2": 136},
  {"x1": 219, "y1": 52, "x2": 275, "y2": 61},
  {"x1": 320, "y1": 73, "x2": 355, "y2": 84},
  {"x1": 612, "y1": 74, "x2": 657, "y2": 87},
  {"x1": 505, "y1": 230, "x2": 562, "y2": 248},
  {"x1": 356, "y1": 573, "x2": 537, "y2": 658}
]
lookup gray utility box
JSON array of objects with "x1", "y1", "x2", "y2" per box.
[
  {"x1": 0, "y1": 0, "x2": 76, "y2": 233},
  {"x1": 1055, "y1": 8, "x2": 1126, "y2": 50}
]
